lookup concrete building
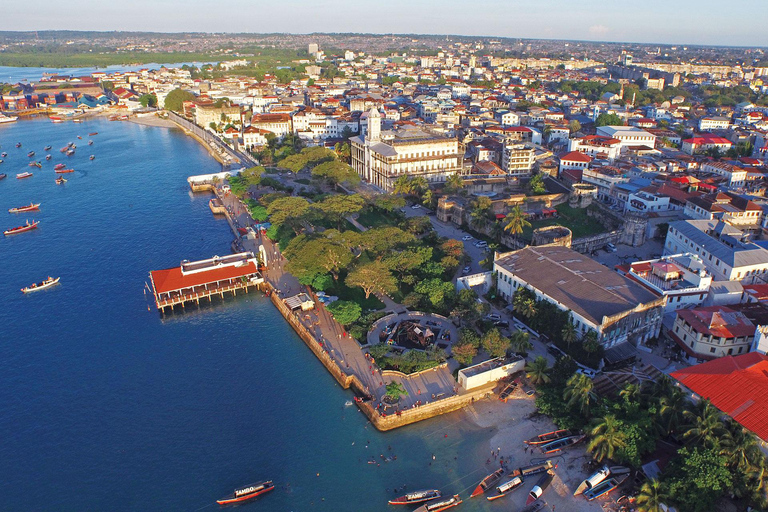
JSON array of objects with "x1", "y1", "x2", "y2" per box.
[
  {"x1": 494, "y1": 246, "x2": 665, "y2": 348},
  {"x1": 501, "y1": 143, "x2": 535, "y2": 176},
  {"x1": 664, "y1": 220, "x2": 768, "y2": 282},
  {"x1": 457, "y1": 356, "x2": 525, "y2": 391},
  {"x1": 568, "y1": 135, "x2": 622, "y2": 162},
  {"x1": 681, "y1": 135, "x2": 733, "y2": 155},
  {"x1": 667, "y1": 306, "x2": 755, "y2": 361},
  {"x1": 699, "y1": 116, "x2": 731, "y2": 132},
  {"x1": 595, "y1": 126, "x2": 657, "y2": 151},
  {"x1": 350, "y1": 108, "x2": 462, "y2": 191}
]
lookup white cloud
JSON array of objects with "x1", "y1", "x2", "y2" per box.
[{"x1": 588, "y1": 25, "x2": 611, "y2": 36}]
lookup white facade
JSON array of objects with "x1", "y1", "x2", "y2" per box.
[
  {"x1": 458, "y1": 357, "x2": 525, "y2": 391},
  {"x1": 595, "y1": 126, "x2": 657, "y2": 151},
  {"x1": 625, "y1": 254, "x2": 712, "y2": 312},
  {"x1": 699, "y1": 117, "x2": 731, "y2": 131},
  {"x1": 626, "y1": 191, "x2": 671, "y2": 213}
]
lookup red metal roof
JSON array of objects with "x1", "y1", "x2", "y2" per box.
[
  {"x1": 151, "y1": 261, "x2": 258, "y2": 295},
  {"x1": 671, "y1": 353, "x2": 768, "y2": 442}
]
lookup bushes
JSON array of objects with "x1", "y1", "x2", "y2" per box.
[{"x1": 369, "y1": 346, "x2": 447, "y2": 374}]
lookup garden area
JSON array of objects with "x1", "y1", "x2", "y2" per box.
[
  {"x1": 526, "y1": 355, "x2": 768, "y2": 512},
  {"x1": 522, "y1": 203, "x2": 610, "y2": 240}
]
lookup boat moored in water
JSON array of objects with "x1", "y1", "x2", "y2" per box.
[
  {"x1": 16, "y1": 142, "x2": 22, "y2": 148},
  {"x1": 216, "y1": 480, "x2": 274, "y2": 506},
  {"x1": 486, "y1": 476, "x2": 523, "y2": 501},
  {"x1": 55, "y1": 168, "x2": 75, "y2": 174},
  {"x1": 4, "y1": 219, "x2": 39, "y2": 235},
  {"x1": 88, "y1": 140, "x2": 93, "y2": 145},
  {"x1": 413, "y1": 494, "x2": 462, "y2": 512},
  {"x1": 1, "y1": 152, "x2": 7, "y2": 157},
  {"x1": 9, "y1": 203, "x2": 40, "y2": 213},
  {"x1": 89, "y1": 132, "x2": 98, "y2": 136},
  {"x1": 54, "y1": 163, "x2": 66, "y2": 170},
  {"x1": 21, "y1": 276, "x2": 60, "y2": 293},
  {"x1": 389, "y1": 489, "x2": 442, "y2": 505},
  {"x1": 55, "y1": 176, "x2": 67, "y2": 184},
  {"x1": 27, "y1": 151, "x2": 35, "y2": 157},
  {"x1": 526, "y1": 471, "x2": 554, "y2": 506},
  {"x1": 0, "y1": 173, "x2": 7, "y2": 180},
  {"x1": 44, "y1": 145, "x2": 52, "y2": 151},
  {"x1": 45, "y1": 154, "x2": 52, "y2": 160},
  {"x1": 16, "y1": 172, "x2": 33, "y2": 179},
  {"x1": 471, "y1": 468, "x2": 505, "y2": 498},
  {"x1": 66, "y1": 149, "x2": 75, "y2": 156},
  {"x1": 89, "y1": 155, "x2": 95, "y2": 160}
]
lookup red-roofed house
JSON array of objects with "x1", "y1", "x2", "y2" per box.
[
  {"x1": 667, "y1": 305, "x2": 756, "y2": 361},
  {"x1": 682, "y1": 136, "x2": 733, "y2": 155},
  {"x1": 671, "y1": 352, "x2": 768, "y2": 442},
  {"x1": 558, "y1": 151, "x2": 591, "y2": 176}
]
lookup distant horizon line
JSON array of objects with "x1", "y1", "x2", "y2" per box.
[{"x1": 0, "y1": 29, "x2": 766, "y2": 51}]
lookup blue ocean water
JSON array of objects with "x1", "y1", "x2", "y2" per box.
[
  {"x1": 0, "y1": 62, "x2": 216, "y2": 84},
  {"x1": 0, "y1": 118, "x2": 496, "y2": 511}
]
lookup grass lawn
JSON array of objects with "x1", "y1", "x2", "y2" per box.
[
  {"x1": 326, "y1": 280, "x2": 385, "y2": 311},
  {"x1": 356, "y1": 208, "x2": 399, "y2": 229},
  {"x1": 523, "y1": 203, "x2": 608, "y2": 240}
]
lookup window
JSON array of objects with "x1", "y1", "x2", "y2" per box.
[{"x1": 710, "y1": 347, "x2": 716, "y2": 353}]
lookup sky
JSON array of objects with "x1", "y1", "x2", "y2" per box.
[{"x1": 1, "y1": 0, "x2": 767, "y2": 48}]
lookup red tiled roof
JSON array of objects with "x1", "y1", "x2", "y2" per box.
[
  {"x1": 676, "y1": 306, "x2": 755, "y2": 339},
  {"x1": 151, "y1": 261, "x2": 258, "y2": 295},
  {"x1": 559, "y1": 151, "x2": 592, "y2": 163},
  {"x1": 671, "y1": 353, "x2": 768, "y2": 442}
]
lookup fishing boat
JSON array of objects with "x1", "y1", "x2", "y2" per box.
[
  {"x1": 413, "y1": 494, "x2": 462, "y2": 512},
  {"x1": 45, "y1": 154, "x2": 52, "y2": 160},
  {"x1": 583, "y1": 475, "x2": 628, "y2": 501},
  {"x1": 55, "y1": 163, "x2": 66, "y2": 170},
  {"x1": 0, "y1": 173, "x2": 7, "y2": 180},
  {"x1": 519, "y1": 500, "x2": 547, "y2": 512},
  {"x1": 518, "y1": 460, "x2": 554, "y2": 478},
  {"x1": 524, "y1": 429, "x2": 577, "y2": 445},
  {"x1": 55, "y1": 176, "x2": 67, "y2": 185},
  {"x1": 21, "y1": 276, "x2": 60, "y2": 293},
  {"x1": 0, "y1": 113, "x2": 18, "y2": 123},
  {"x1": 216, "y1": 480, "x2": 274, "y2": 506},
  {"x1": 4, "y1": 220, "x2": 39, "y2": 236},
  {"x1": 389, "y1": 489, "x2": 441, "y2": 505},
  {"x1": 60, "y1": 147, "x2": 68, "y2": 153},
  {"x1": 77, "y1": 135, "x2": 82, "y2": 139},
  {"x1": 66, "y1": 149, "x2": 75, "y2": 156},
  {"x1": 89, "y1": 132, "x2": 98, "y2": 136},
  {"x1": 526, "y1": 471, "x2": 554, "y2": 506},
  {"x1": 16, "y1": 142, "x2": 22, "y2": 148},
  {"x1": 30, "y1": 162, "x2": 42, "y2": 168},
  {"x1": 16, "y1": 172, "x2": 33, "y2": 179},
  {"x1": 27, "y1": 151, "x2": 35, "y2": 157},
  {"x1": 471, "y1": 468, "x2": 505, "y2": 498},
  {"x1": 49, "y1": 115, "x2": 63, "y2": 123},
  {"x1": 73, "y1": 118, "x2": 83, "y2": 123},
  {"x1": 574, "y1": 466, "x2": 630, "y2": 496},
  {"x1": 55, "y1": 168, "x2": 75, "y2": 174},
  {"x1": 9, "y1": 203, "x2": 40, "y2": 213},
  {"x1": 486, "y1": 476, "x2": 523, "y2": 501},
  {"x1": 498, "y1": 381, "x2": 517, "y2": 402},
  {"x1": 44, "y1": 145, "x2": 52, "y2": 151},
  {"x1": 88, "y1": 140, "x2": 93, "y2": 145},
  {"x1": 89, "y1": 155, "x2": 95, "y2": 160},
  {"x1": 539, "y1": 434, "x2": 586, "y2": 455},
  {"x1": 1, "y1": 152, "x2": 7, "y2": 157}
]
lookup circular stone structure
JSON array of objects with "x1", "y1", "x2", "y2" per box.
[
  {"x1": 368, "y1": 311, "x2": 458, "y2": 352},
  {"x1": 532, "y1": 225, "x2": 572, "y2": 248}
]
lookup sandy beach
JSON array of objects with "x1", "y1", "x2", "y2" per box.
[
  {"x1": 126, "y1": 113, "x2": 176, "y2": 128},
  {"x1": 464, "y1": 391, "x2": 623, "y2": 511}
]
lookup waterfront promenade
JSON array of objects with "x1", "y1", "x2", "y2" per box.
[{"x1": 215, "y1": 189, "x2": 468, "y2": 422}]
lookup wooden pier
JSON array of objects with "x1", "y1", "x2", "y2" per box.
[{"x1": 149, "y1": 252, "x2": 263, "y2": 313}]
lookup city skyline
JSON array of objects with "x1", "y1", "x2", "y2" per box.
[{"x1": 0, "y1": 0, "x2": 766, "y2": 48}]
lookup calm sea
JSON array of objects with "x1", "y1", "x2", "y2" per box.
[
  {"x1": 0, "y1": 63, "x2": 215, "y2": 84},
  {"x1": 0, "y1": 118, "x2": 495, "y2": 511}
]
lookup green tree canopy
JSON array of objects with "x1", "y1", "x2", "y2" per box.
[
  {"x1": 346, "y1": 260, "x2": 397, "y2": 299},
  {"x1": 326, "y1": 300, "x2": 362, "y2": 326},
  {"x1": 481, "y1": 328, "x2": 511, "y2": 358},
  {"x1": 164, "y1": 88, "x2": 196, "y2": 112},
  {"x1": 595, "y1": 112, "x2": 624, "y2": 127}
]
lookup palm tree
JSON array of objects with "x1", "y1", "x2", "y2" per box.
[
  {"x1": 445, "y1": 172, "x2": 464, "y2": 192},
  {"x1": 411, "y1": 176, "x2": 428, "y2": 195},
  {"x1": 657, "y1": 386, "x2": 687, "y2": 436},
  {"x1": 510, "y1": 331, "x2": 533, "y2": 355},
  {"x1": 521, "y1": 299, "x2": 537, "y2": 321},
  {"x1": 635, "y1": 479, "x2": 669, "y2": 512},
  {"x1": 619, "y1": 383, "x2": 641, "y2": 404},
  {"x1": 392, "y1": 175, "x2": 414, "y2": 196},
  {"x1": 503, "y1": 206, "x2": 531, "y2": 236},
  {"x1": 564, "y1": 373, "x2": 594, "y2": 416},
  {"x1": 525, "y1": 356, "x2": 550, "y2": 385},
  {"x1": 587, "y1": 414, "x2": 626, "y2": 462},
  {"x1": 422, "y1": 188, "x2": 434, "y2": 207},
  {"x1": 683, "y1": 399, "x2": 725, "y2": 447},
  {"x1": 582, "y1": 330, "x2": 600, "y2": 353},
  {"x1": 721, "y1": 421, "x2": 762, "y2": 473},
  {"x1": 561, "y1": 322, "x2": 577, "y2": 349}
]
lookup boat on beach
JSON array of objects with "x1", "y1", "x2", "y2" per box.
[
  {"x1": 16, "y1": 172, "x2": 33, "y2": 179},
  {"x1": 574, "y1": 466, "x2": 630, "y2": 496},
  {"x1": 9, "y1": 203, "x2": 40, "y2": 213},
  {"x1": 583, "y1": 474, "x2": 629, "y2": 501},
  {"x1": 4, "y1": 220, "x2": 39, "y2": 235},
  {"x1": 216, "y1": 480, "x2": 274, "y2": 506},
  {"x1": 524, "y1": 429, "x2": 577, "y2": 445},
  {"x1": 413, "y1": 494, "x2": 462, "y2": 512},
  {"x1": 538, "y1": 434, "x2": 586, "y2": 455},
  {"x1": 518, "y1": 460, "x2": 554, "y2": 477},
  {"x1": 21, "y1": 276, "x2": 60, "y2": 293},
  {"x1": 389, "y1": 489, "x2": 441, "y2": 505},
  {"x1": 471, "y1": 468, "x2": 505, "y2": 497},
  {"x1": 55, "y1": 168, "x2": 75, "y2": 174},
  {"x1": 486, "y1": 476, "x2": 523, "y2": 501},
  {"x1": 526, "y1": 471, "x2": 554, "y2": 505}
]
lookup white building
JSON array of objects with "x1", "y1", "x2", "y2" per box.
[
  {"x1": 621, "y1": 254, "x2": 712, "y2": 312},
  {"x1": 501, "y1": 143, "x2": 535, "y2": 176},
  {"x1": 595, "y1": 126, "x2": 657, "y2": 151},
  {"x1": 626, "y1": 190, "x2": 672, "y2": 213},
  {"x1": 699, "y1": 116, "x2": 731, "y2": 132},
  {"x1": 568, "y1": 135, "x2": 622, "y2": 162}
]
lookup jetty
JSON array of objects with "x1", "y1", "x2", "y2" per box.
[{"x1": 149, "y1": 252, "x2": 264, "y2": 312}]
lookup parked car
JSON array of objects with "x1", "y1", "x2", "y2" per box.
[
  {"x1": 411, "y1": 204, "x2": 421, "y2": 209},
  {"x1": 486, "y1": 313, "x2": 502, "y2": 322},
  {"x1": 493, "y1": 320, "x2": 510, "y2": 328},
  {"x1": 577, "y1": 368, "x2": 598, "y2": 378},
  {"x1": 605, "y1": 243, "x2": 617, "y2": 253},
  {"x1": 462, "y1": 266, "x2": 471, "y2": 275},
  {"x1": 547, "y1": 345, "x2": 563, "y2": 357},
  {"x1": 462, "y1": 235, "x2": 473, "y2": 241}
]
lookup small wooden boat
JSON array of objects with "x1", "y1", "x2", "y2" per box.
[
  {"x1": 9, "y1": 203, "x2": 40, "y2": 213},
  {"x1": 519, "y1": 500, "x2": 547, "y2": 512},
  {"x1": 389, "y1": 489, "x2": 441, "y2": 505},
  {"x1": 584, "y1": 475, "x2": 628, "y2": 501},
  {"x1": 216, "y1": 480, "x2": 274, "y2": 506},
  {"x1": 89, "y1": 155, "x2": 95, "y2": 160},
  {"x1": 518, "y1": 460, "x2": 553, "y2": 477},
  {"x1": 55, "y1": 168, "x2": 75, "y2": 174},
  {"x1": 44, "y1": 145, "x2": 52, "y2": 151},
  {"x1": 88, "y1": 140, "x2": 93, "y2": 145},
  {"x1": 486, "y1": 476, "x2": 523, "y2": 501},
  {"x1": 45, "y1": 154, "x2": 52, "y2": 160},
  {"x1": 539, "y1": 434, "x2": 586, "y2": 455},
  {"x1": 27, "y1": 151, "x2": 35, "y2": 157},
  {"x1": 60, "y1": 147, "x2": 69, "y2": 153},
  {"x1": 77, "y1": 135, "x2": 82, "y2": 139},
  {"x1": 526, "y1": 471, "x2": 554, "y2": 505},
  {"x1": 89, "y1": 132, "x2": 98, "y2": 136},
  {"x1": 66, "y1": 149, "x2": 75, "y2": 156},
  {"x1": 4, "y1": 220, "x2": 39, "y2": 235},
  {"x1": 55, "y1": 163, "x2": 66, "y2": 170},
  {"x1": 28, "y1": 161, "x2": 38, "y2": 167},
  {"x1": 499, "y1": 381, "x2": 517, "y2": 402},
  {"x1": 1, "y1": 152, "x2": 7, "y2": 157},
  {"x1": 471, "y1": 468, "x2": 505, "y2": 498},
  {"x1": 525, "y1": 429, "x2": 577, "y2": 445},
  {"x1": 0, "y1": 173, "x2": 7, "y2": 180},
  {"x1": 16, "y1": 172, "x2": 33, "y2": 179},
  {"x1": 413, "y1": 494, "x2": 462, "y2": 512},
  {"x1": 574, "y1": 466, "x2": 630, "y2": 496},
  {"x1": 56, "y1": 176, "x2": 67, "y2": 185},
  {"x1": 21, "y1": 276, "x2": 60, "y2": 293},
  {"x1": 15, "y1": 142, "x2": 22, "y2": 148}
]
